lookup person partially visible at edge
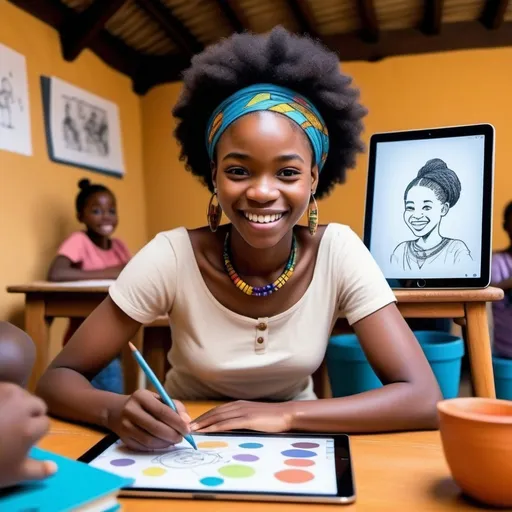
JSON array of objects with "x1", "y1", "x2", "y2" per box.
[
  {"x1": 37, "y1": 27, "x2": 442, "y2": 452},
  {"x1": 0, "y1": 322, "x2": 56, "y2": 489},
  {"x1": 490, "y1": 201, "x2": 512, "y2": 359}
]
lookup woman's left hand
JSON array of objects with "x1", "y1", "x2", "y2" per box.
[{"x1": 190, "y1": 401, "x2": 295, "y2": 433}]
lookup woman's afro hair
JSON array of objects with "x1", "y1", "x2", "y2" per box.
[{"x1": 172, "y1": 26, "x2": 367, "y2": 199}]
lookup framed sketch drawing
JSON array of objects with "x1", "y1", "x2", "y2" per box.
[
  {"x1": 41, "y1": 76, "x2": 125, "y2": 176},
  {"x1": 0, "y1": 43, "x2": 32, "y2": 156},
  {"x1": 364, "y1": 124, "x2": 494, "y2": 290}
]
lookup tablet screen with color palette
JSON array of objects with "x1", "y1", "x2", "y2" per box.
[{"x1": 79, "y1": 432, "x2": 354, "y2": 504}]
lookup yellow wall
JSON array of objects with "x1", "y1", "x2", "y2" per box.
[
  {"x1": 141, "y1": 82, "x2": 208, "y2": 235},
  {"x1": 0, "y1": 3, "x2": 147, "y2": 329},
  {"x1": 142, "y1": 47, "x2": 512, "y2": 250}
]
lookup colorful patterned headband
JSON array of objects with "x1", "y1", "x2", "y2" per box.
[{"x1": 206, "y1": 83, "x2": 329, "y2": 171}]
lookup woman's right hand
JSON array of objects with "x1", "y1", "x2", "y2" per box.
[{"x1": 107, "y1": 389, "x2": 191, "y2": 451}]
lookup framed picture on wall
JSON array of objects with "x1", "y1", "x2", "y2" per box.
[
  {"x1": 41, "y1": 75, "x2": 125, "y2": 177},
  {"x1": 0, "y1": 42, "x2": 32, "y2": 156}
]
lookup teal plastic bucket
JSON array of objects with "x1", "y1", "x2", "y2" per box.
[
  {"x1": 326, "y1": 331, "x2": 465, "y2": 399},
  {"x1": 414, "y1": 331, "x2": 465, "y2": 399},
  {"x1": 493, "y1": 356, "x2": 512, "y2": 400},
  {"x1": 326, "y1": 334, "x2": 382, "y2": 397}
]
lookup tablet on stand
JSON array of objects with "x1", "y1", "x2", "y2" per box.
[{"x1": 364, "y1": 123, "x2": 495, "y2": 289}]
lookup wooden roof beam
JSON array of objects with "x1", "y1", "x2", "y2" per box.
[
  {"x1": 135, "y1": 0, "x2": 203, "y2": 57},
  {"x1": 481, "y1": 0, "x2": 510, "y2": 30},
  {"x1": 8, "y1": 0, "x2": 66, "y2": 26},
  {"x1": 213, "y1": 0, "x2": 247, "y2": 33},
  {"x1": 8, "y1": 0, "x2": 140, "y2": 78},
  {"x1": 285, "y1": 0, "x2": 320, "y2": 38},
  {"x1": 60, "y1": 0, "x2": 127, "y2": 61},
  {"x1": 421, "y1": 0, "x2": 444, "y2": 35},
  {"x1": 356, "y1": 0, "x2": 380, "y2": 43}
]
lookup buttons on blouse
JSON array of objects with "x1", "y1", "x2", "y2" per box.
[{"x1": 254, "y1": 318, "x2": 269, "y2": 354}]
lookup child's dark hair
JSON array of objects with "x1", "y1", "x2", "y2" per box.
[
  {"x1": 172, "y1": 26, "x2": 367, "y2": 199},
  {"x1": 404, "y1": 158, "x2": 462, "y2": 208},
  {"x1": 75, "y1": 178, "x2": 111, "y2": 214}
]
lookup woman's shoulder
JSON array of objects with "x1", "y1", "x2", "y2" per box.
[
  {"x1": 313, "y1": 222, "x2": 354, "y2": 241},
  {"x1": 146, "y1": 226, "x2": 192, "y2": 249},
  {"x1": 308, "y1": 223, "x2": 372, "y2": 264},
  {"x1": 320, "y1": 222, "x2": 364, "y2": 248}
]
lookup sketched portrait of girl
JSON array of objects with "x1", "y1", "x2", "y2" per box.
[{"x1": 390, "y1": 158, "x2": 472, "y2": 271}]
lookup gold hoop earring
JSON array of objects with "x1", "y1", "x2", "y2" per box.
[
  {"x1": 207, "y1": 189, "x2": 222, "y2": 232},
  {"x1": 308, "y1": 193, "x2": 318, "y2": 236}
]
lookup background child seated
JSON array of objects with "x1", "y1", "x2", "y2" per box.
[
  {"x1": 47, "y1": 178, "x2": 131, "y2": 393},
  {"x1": 0, "y1": 322, "x2": 55, "y2": 488}
]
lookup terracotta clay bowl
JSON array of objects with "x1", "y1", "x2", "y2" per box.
[{"x1": 437, "y1": 397, "x2": 512, "y2": 508}]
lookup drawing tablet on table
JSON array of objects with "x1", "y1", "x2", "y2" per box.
[
  {"x1": 364, "y1": 123, "x2": 494, "y2": 289},
  {"x1": 78, "y1": 432, "x2": 355, "y2": 504}
]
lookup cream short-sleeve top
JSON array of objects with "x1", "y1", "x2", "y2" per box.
[{"x1": 109, "y1": 223, "x2": 396, "y2": 401}]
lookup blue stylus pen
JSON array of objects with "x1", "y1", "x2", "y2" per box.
[{"x1": 128, "y1": 342, "x2": 197, "y2": 450}]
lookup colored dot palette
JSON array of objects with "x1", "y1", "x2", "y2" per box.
[{"x1": 88, "y1": 435, "x2": 338, "y2": 495}]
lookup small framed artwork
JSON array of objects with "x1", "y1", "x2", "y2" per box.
[
  {"x1": 41, "y1": 75, "x2": 125, "y2": 177},
  {"x1": 0, "y1": 43, "x2": 32, "y2": 156}
]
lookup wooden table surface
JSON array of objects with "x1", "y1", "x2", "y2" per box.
[
  {"x1": 7, "y1": 281, "x2": 504, "y2": 302},
  {"x1": 38, "y1": 402, "x2": 488, "y2": 512}
]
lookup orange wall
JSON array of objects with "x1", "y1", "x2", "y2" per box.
[
  {"x1": 142, "y1": 47, "x2": 512, "y2": 250},
  {"x1": 0, "y1": 3, "x2": 147, "y2": 329}
]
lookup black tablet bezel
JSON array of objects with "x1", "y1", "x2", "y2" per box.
[
  {"x1": 78, "y1": 431, "x2": 355, "y2": 503},
  {"x1": 363, "y1": 123, "x2": 494, "y2": 289}
]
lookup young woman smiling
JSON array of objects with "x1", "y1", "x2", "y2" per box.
[{"x1": 37, "y1": 27, "x2": 441, "y2": 451}]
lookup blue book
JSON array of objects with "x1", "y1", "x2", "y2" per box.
[{"x1": 0, "y1": 447, "x2": 133, "y2": 511}]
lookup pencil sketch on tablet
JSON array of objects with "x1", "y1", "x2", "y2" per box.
[
  {"x1": 153, "y1": 448, "x2": 230, "y2": 469},
  {"x1": 390, "y1": 158, "x2": 472, "y2": 271}
]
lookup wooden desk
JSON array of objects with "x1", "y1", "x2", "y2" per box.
[
  {"x1": 7, "y1": 282, "x2": 503, "y2": 398},
  {"x1": 5, "y1": 280, "x2": 169, "y2": 392},
  {"x1": 38, "y1": 402, "x2": 487, "y2": 511}
]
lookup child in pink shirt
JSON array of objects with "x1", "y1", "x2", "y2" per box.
[
  {"x1": 49, "y1": 179, "x2": 130, "y2": 281},
  {"x1": 47, "y1": 178, "x2": 131, "y2": 393}
]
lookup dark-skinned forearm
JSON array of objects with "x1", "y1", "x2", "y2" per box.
[
  {"x1": 289, "y1": 382, "x2": 440, "y2": 433},
  {"x1": 36, "y1": 368, "x2": 126, "y2": 428}
]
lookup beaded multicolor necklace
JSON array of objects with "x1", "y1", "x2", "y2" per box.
[{"x1": 223, "y1": 231, "x2": 298, "y2": 296}]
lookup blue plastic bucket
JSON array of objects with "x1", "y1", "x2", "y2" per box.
[
  {"x1": 493, "y1": 356, "x2": 512, "y2": 400},
  {"x1": 326, "y1": 331, "x2": 464, "y2": 399},
  {"x1": 326, "y1": 334, "x2": 382, "y2": 397}
]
